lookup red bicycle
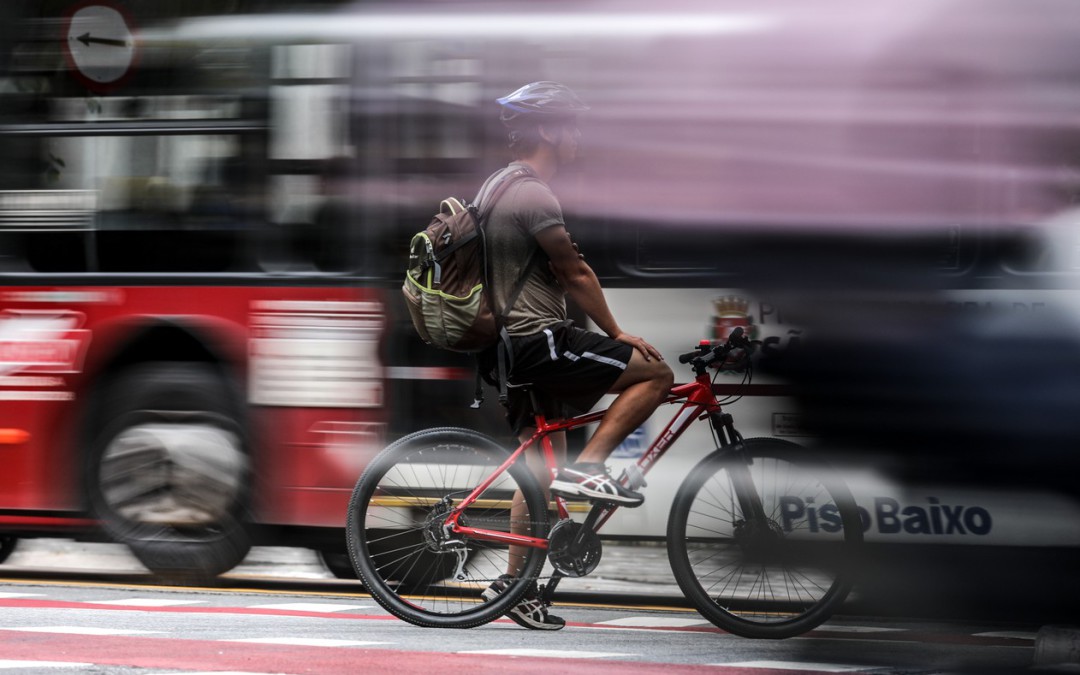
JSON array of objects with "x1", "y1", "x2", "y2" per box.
[{"x1": 346, "y1": 328, "x2": 862, "y2": 638}]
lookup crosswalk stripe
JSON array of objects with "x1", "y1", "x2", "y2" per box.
[
  {"x1": 0, "y1": 660, "x2": 92, "y2": 669},
  {"x1": 596, "y1": 617, "x2": 711, "y2": 628},
  {"x1": 246, "y1": 602, "x2": 370, "y2": 613},
  {"x1": 223, "y1": 637, "x2": 387, "y2": 647},
  {"x1": 817, "y1": 626, "x2": 907, "y2": 633},
  {"x1": 461, "y1": 649, "x2": 629, "y2": 659},
  {"x1": 0, "y1": 626, "x2": 161, "y2": 636},
  {"x1": 86, "y1": 598, "x2": 206, "y2": 607}
]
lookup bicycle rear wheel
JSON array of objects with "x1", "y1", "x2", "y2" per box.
[
  {"x1": 347, "y1": 427, "x2": 549, "y2": 628},
  {"x1": 667, "y1": 437, "x2": 862, "y2": 639}
]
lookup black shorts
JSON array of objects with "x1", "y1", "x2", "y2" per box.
[{"x1": 482, "y1": 320, "x2": 634, "y2": 434}]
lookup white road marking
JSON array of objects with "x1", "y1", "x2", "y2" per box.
[
  {"x1": 223, "y1": 638, "x2": 387, "y2": 647},
  {"x1": 595, "y1": 616, "x2": 711, "y2": 628},
  {"x1": 0, "y1": 593, "x2": 43, "y2": 599},
  {"x1": 0, "y1": 625, "x2": 161, "y2": 635},
  {"x1": 717, "y1": 662, "x2": 877, "y2": 672},
  {"x1": 974, "y1": 631, "x2": 1038, "y2": 640},
  {"x1": 0, "y1": 661, "x2": 92, "y2": 669},
  {"x1": 86, "y1": 598, "x2": 206, "y2": 607},
  {"x1": 461, "y1": 649, "x2": 628, "y2": 659},
  {"x1": 817, "y1": 625, "x2": 907, "y2": 633},
  {"x1": 247, "y1": 602, "x2": 370, "y2": 613}
]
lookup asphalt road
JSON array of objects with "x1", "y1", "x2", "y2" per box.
[
  {"x1": 0, "y1": 578, "x2": 1043, "y2": 674},
  {"x1": 0, "y1": 539, "x2": 1055, "y2": 673}
]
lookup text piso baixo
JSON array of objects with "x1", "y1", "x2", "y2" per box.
[{"x1": 779, "y1": 496, "x2": 992, "y2": 536}]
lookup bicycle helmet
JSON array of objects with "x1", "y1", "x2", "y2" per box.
[{"x1": 497, "y1": 81, "x2": 589, "y2": 127}]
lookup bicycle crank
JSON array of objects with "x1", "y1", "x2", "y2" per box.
[{"x1": 546, "y1": 519, "x2": 602, "y2": 577}]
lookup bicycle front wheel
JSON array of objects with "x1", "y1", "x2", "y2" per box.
[
  {"x1": 668, "y1": 437, "x2": 862, "y2": 639},
  {"x1": 346, "y1": 427, "x2": 549, "y2": 629}
]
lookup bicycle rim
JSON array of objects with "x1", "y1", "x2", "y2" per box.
[
  {"x1": 347, "y1": 428, "x2": 548, "y2": 628},
  {"x1": 668, "y1": 437, "x2": 862, "y2": 638}
]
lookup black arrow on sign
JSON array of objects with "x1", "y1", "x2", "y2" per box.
[{"x1": 76, "y1": 32, "x2": 128, "y2": 48}]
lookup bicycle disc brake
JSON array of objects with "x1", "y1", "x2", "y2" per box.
[{"x1": 546, "y1": 519, "x2": 602, "y2": 577}]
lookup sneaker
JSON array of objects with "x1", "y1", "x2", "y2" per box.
[
  {"x1": 550, "y1": 462, "x2": 644, "y2": 507},
  {"x1": 481, "y1": 574, "x2": 566, "y2": 631}
]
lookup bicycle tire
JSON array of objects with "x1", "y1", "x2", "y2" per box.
[
  {"x1": 667, "y1": 437, "x2": 862, "y2": 639},
  {"x1": 347, "y1": 427, "x2": 549, "y2": 628}
]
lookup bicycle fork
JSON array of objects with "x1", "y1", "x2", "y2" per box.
[{"x1": 711, "y1": 412, "x2": 769, "y2": 526}]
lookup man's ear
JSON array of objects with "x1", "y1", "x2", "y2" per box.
[{"x1": 538, "y1": 123, "x2": 560, "y2": 145}]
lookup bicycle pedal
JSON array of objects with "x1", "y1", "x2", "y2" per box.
[{"x1": 619, "y1": 465, "x2": 648, "y2": 491}]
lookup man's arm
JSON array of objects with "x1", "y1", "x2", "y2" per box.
[{"x1": 535, "y1": 225, "x2": 662, "y2": 361}]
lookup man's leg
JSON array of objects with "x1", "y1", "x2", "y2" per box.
[
  {"x1": 490, "y1": 430, "x2": 568, "y2": 631},
  {"x1": 508, "y1": 430, "x2": 564, "y2": 574},
  {"x1": 577, "y1": 349, "x2": 673, "y2": 464}
]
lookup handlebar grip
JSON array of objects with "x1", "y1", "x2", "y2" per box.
[
  {"x1": 678, "y1": 350, "x2": 702, "y2": 364},
  {"x1": 680, "y1": 327, "x2": 747, "y2": 364}
]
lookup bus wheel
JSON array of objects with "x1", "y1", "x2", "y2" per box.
[
  {"x1": 85, "y1": 362, "x2": 252, "y2": 585},
  {"x1": 318, "y1": 548, "x2": 357, "y2": 579},
  {"x1": 0, "y1": 536, "x2": 16, "y2": 564}
]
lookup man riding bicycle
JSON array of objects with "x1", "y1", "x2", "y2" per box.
[{"x1": 479, "y1": 81, "x2": 674, "y2": 629}]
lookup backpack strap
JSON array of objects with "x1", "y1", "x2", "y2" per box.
[
  {"x1": 438, "y1": 167, "x2": 533, "y2": 267},
  {"x1": 474, "y1": 164, "x2": 530, "y2": 213}
]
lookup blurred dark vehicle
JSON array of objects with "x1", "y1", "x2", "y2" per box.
[{"x1": 762, "y1": 286, "x2": 1080, "y2": 496}]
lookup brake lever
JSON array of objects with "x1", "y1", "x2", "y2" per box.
[{"x1": 678, "y1": 341, "x2": 713, "y2": 364}]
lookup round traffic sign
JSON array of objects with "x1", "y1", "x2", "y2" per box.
[{"x1": 63, "y1": 2, "x2": 137, "y2": 92}]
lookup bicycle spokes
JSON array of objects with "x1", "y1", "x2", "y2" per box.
[
  {"x1": 670, "y1": 439, "x2": 860, "y2": 638},
  {"x1": 349, "y1": 429, "x2": 550, "y2": 626}
]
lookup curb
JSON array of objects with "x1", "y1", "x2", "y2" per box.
[{"x1": 1034, "y1": 625, "x2": 1080, "y2": 668}]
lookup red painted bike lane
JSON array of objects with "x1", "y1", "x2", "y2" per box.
[{"x1": 0, "y1": 631, "x2": 809, "y2": 675}]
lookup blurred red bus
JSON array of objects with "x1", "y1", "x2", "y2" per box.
[{"x1": 2, "y1": 0, "x2": 1080, "y2": 583}]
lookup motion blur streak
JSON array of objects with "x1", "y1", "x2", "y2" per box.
[{"x1": 157, "y1": 12, "x2": 775, "y2": 40}]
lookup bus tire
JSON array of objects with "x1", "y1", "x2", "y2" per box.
[
  {"x1": 84, "y1": 362, "x2": 252, "y2": 585},
  {"x1": 0, "y1": 536, "x2": 16, "y2": 565},
  {"x1": 318, "y1": 547, "x2": 357, "y2": 579}
]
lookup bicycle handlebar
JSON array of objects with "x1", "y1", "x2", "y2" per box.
[{"x1": 678, "y1": 327, "x2": 749, "y2": 372}]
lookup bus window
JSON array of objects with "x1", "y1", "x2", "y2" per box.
[
  {"x1": 1, "y1": 34, "x2": 269, "y2": 275},
  {"x1": 0, "y1": 189, "x2": 96, "y2": 273},
  {"x1": 81, "y1": 133, "x2": 250, "y2": 273},
  {"x1": 263, "y1": 43, "x2": 354, "y2": 274}
]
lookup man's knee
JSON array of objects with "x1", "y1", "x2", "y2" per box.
[
  {"x1": 613, "y1": 352, "x2": 673, "y2": 396},
  {"x1": 649, "y1": 359, "x2": 674, "y2": 398},
  {"x1": 639, "y1": 351, "x2": 673, "y2": 381}
]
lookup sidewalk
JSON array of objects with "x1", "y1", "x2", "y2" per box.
[{"x1": 1, "y1": 538, "x2": 682, "y2": 596}]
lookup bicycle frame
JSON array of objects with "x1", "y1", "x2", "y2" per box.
[{"x1": 446, "y1": 366, "x2": 749, "y2": 550}]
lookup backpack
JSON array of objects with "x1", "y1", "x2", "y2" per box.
[{"x1": 402, "y1": 166, "x2": 538, "y2": 354}]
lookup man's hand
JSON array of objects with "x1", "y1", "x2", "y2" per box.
[{"x1": 614, "y1": 333, "x2": 664, "y2": 362}]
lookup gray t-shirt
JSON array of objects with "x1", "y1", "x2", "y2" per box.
[{"x1": 484, "y1": 163, "x2": 566, "y2": 336}]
